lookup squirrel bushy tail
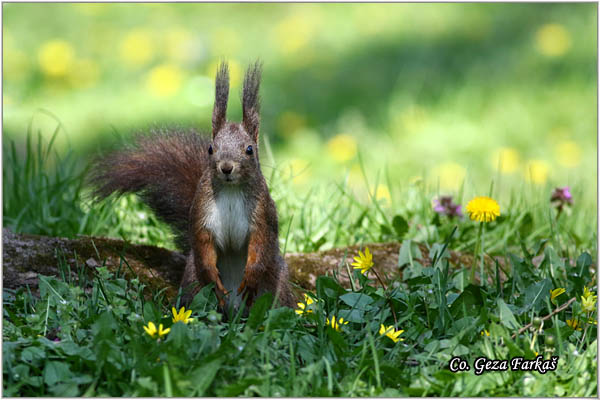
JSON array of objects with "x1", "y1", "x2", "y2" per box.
[{"x1": 90, "y1": 129, "x2": 209, "y2": 251}]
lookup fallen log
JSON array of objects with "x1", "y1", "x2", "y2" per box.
[{"x1": 2, "y1": 228, "x2": 494, "y2": 301}]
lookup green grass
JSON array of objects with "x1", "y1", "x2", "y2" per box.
[{"x1": 2, "y1": 131, "x2": 597, "y2": 396}]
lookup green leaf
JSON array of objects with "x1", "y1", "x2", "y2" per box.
[
  {"x1": 380, "y1": 223, "x2": 392, "y2": 236},
  {"x1": 267, "y1": 307, "x2": 296, "y2": 329},
  {"x1": 496, "y1": 299, "x2": 520, "y2": 330},
  {"x1": 450, "y1": 285, "x2": 483, "y2": 318},
  {"x1": 166, "y1": 321, "x2": 189, "y2": 349},
  {"x1": 216, "y1": 377, "x2": 262, "y2": 396},
  {"x1": 50, "y1": 383, "x2": 80, "y2": 397},
  {"x1": 316, "y1": 276, "x2": 346, "y2": 300},
  {"x1": 21, "y1": 346, "x2": 45, "y2": 363},
  {"x1": 43, "y1": 361, "x2": 72, "y2": 386},
  {"x1": 576, "y1": 252, "x2": 592, "y2": 279},
  {"x1": 247, "y1": 292, "x2": 273, "y2": 330},
  {"x1": 189, "y1": 357, "x2": 223, "y2": 396},
  {"x1": 339, "y1": 292, "x2": 374, "y2": 310},
  {"x1": 520, "y1": 278, "x2": 552, "y2": 313},
  {"x1": 392, "y1": 215, "x2": 409, "y2": 238},
  {"x1": 398, "y1": 239, "x2": 422, "y2": 267},
  {"x1": 518, "y1": 212, "x2": 533, "y2": 238}
]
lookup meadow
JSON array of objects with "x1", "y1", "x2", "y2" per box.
[{"x1": 2, "y1": 3, "x2": 598, "y2": 397}]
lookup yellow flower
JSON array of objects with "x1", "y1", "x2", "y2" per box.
[
  {"x1": 143, "y1": 321, "x2": 171, "y2": 339},
  {"x1": 555, "y1": 140, "x2": 582, "y2": 168},
  {"x1": 120, "y1": 29, "x2": 154, "y2": 67},
  {"x1": 38, "y1": 39, "x2": 75, "y2": 77},
  {"x1": 550, "y1": 288, "x2": 566, "y2": 304},
  {"x1": 351, "y1": 247, "x2": 374, "y2": 274},
  {"x1": 172, "y1": 306, "x2": 193, "y2": 324},
  {"x1": 295, "y1": 293, "x2": 316, "y2": 315},
  {"x1": 465, "y1": 196, "x2": 500, "y2": 223},
  {"x1": 587, "y1": 318, "x2": 597, "y2": 325},
  {"x1": 492, "y1": 147, "x2": 520, "y2": 174},
  {"x1": 327, "y1": 134, "x2": 357, "y2": 162},
  {"x1": 581, "y1": 295, "x2": 596, "y2": 313},
  {"x1": 379, "y1": 324, "x2": 404, "y2": 343},
  {"x1": 535, "y1": 23, "x2": 571, "y2": 57},
  {"x1": 146, "y1": 64, "x2": 183, "y2": 97},
  {"x1": 376, "y1": 185, "x2": 391, "y2": 203},
  {"x1": 566, "y1": 319, "x2": 582, "y2": 331},
  {"x1": 524, "y1": 160, "x2": 550, "y2": 185},
  {"x1": 326, "y1": 316, "x2": 348, "y2": 332},
  {"x1": 480, "y1": 329, "x2": 490, "y2": 337},
  {"x1": 583, "y1": 287, "x2": 597, "y2": 301}
]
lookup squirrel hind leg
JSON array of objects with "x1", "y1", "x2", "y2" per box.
[{"x1": 178, "y1": 253, "x2": 200, "y2": 307}]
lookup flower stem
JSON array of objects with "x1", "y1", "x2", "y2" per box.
[
  {"x1": 471, "y1": 222, "x2": 484, "y2": 284},
  {"x1": 344, "y1": 260, "x2": 357, "y2": 292},
  {"x1": 371, "y1": 268, "x2": 398, "y2": 326}
]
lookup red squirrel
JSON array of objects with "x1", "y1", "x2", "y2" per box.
[{"x1": 91, "y1": 62, "x2": 293, "y2": 312}]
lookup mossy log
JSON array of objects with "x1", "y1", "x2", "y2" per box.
[{"x1": 3, "y1": 228, "x2": 496, "y2": 301}]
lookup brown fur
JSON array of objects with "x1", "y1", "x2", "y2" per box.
[{"x1": 90, "y1": 61, "x2": 293, "y2": 312}]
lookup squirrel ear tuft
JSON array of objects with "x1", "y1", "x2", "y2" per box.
[
  {"x1": 212, "y1": 62, "x2": 229, "y2": 138},
  {"x1": 242, "y1": 61, "x2": 262, "y2": 142}
]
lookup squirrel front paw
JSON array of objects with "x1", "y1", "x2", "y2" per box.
[{"x1": 237, "y1": 277, "x2": 257, "y2": 306}]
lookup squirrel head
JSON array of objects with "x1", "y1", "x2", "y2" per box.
[{"x1": 209, "y1": 61, "x2": 262, "y2": 185}]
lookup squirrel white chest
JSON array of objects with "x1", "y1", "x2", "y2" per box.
[
  {"x1": 203, "y1": 187, "x2": 250, "y2": 309},
  {"x1": 204, "y1": 187, "x2": 250, "y2": 251}
]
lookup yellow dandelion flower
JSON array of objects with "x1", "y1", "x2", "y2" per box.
[
  {"x1": 288, "y1": 158, "x2": 310, "y2": 186},
  {"x1": 327, "y1": 134, "x2": 357, "y2": 162},
  {"x1": 555, "y1": 140, "x2": 582, "y2": 168},
  {"x1": 146, "y1": 64, "x2": 183, "y2": 97},
  {"x1": 535, "y1": 23, "x2": 571, "y2": 57},
  {"x1": 295, "y1": 293, "x2": 316, "y2": 315},
  {"x1": 326, "y1": 316, "x2": 348, "y2": 332},
  {"x1": 120, "y1": 29, "x2": 154, "y2": 67},
  {"x1": 581, "y1": 295, "x2": 596, "y2": 313},
  {"x1": 379, "y1": 324, "x2": 404, "y2": 343},
  {"x1": 38, "y1": 39, "x2": 75, "y2": 77},
  {"x1": 376, "y1": 185, "x2": 391, "y2": 203},
  {"x1": 525, "y1": 160, "x2": 550, "y2": 185},
  {"x1": 273, "y1": 14, "x2": 315, "y2": 56},
  {"x1": 172, "y1": 306, "x2": 193, "y2": 324},
  {"x1": 566, "y1": 319, "x2": 582, "y2": 331},
  {"x1": 143, "y1": 321, "x2": 171, "y2": 339},
  {"x1": 550, "y1": 288, "x2": 566, "y2": 304},
  {"x1": 351, "y1": 247, "x2": 374, "y2": 274},
  {"x1": 492, "y1": 147, "x2": 520, "y2": 174},
  {"x1": 480, "y1": 329, "x2": 490, "y2": 337},
  {"x1": 465, "y1": 196, "x2": 500, "y2": 223}
]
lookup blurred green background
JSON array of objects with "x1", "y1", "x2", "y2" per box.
[{"x1": 3, "y1": 3, "x2": 597, "y2": 209}]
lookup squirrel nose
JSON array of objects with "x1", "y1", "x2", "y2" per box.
[{"x1": 220, "y1": 163, "x2": 233, "y2": 175}]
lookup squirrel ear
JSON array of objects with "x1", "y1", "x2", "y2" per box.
[
  {"x1": 242, "y1": 61, "x2": 262, "y2": 142},
  {"x1": 212, "y1": 62, "x2": 229, "y2": 138}
]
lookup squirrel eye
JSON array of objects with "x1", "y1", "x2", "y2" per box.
[
  {"x1": 245, "y1": 145, "x2": 253, "y2": 155},
  {"x1": 208, "y1": 145, "x2": 213, "y2": 155}
]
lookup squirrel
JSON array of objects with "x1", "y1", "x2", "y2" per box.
[{"x1": 90, "y1": 61, "x2": 294, "y2": 312}]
